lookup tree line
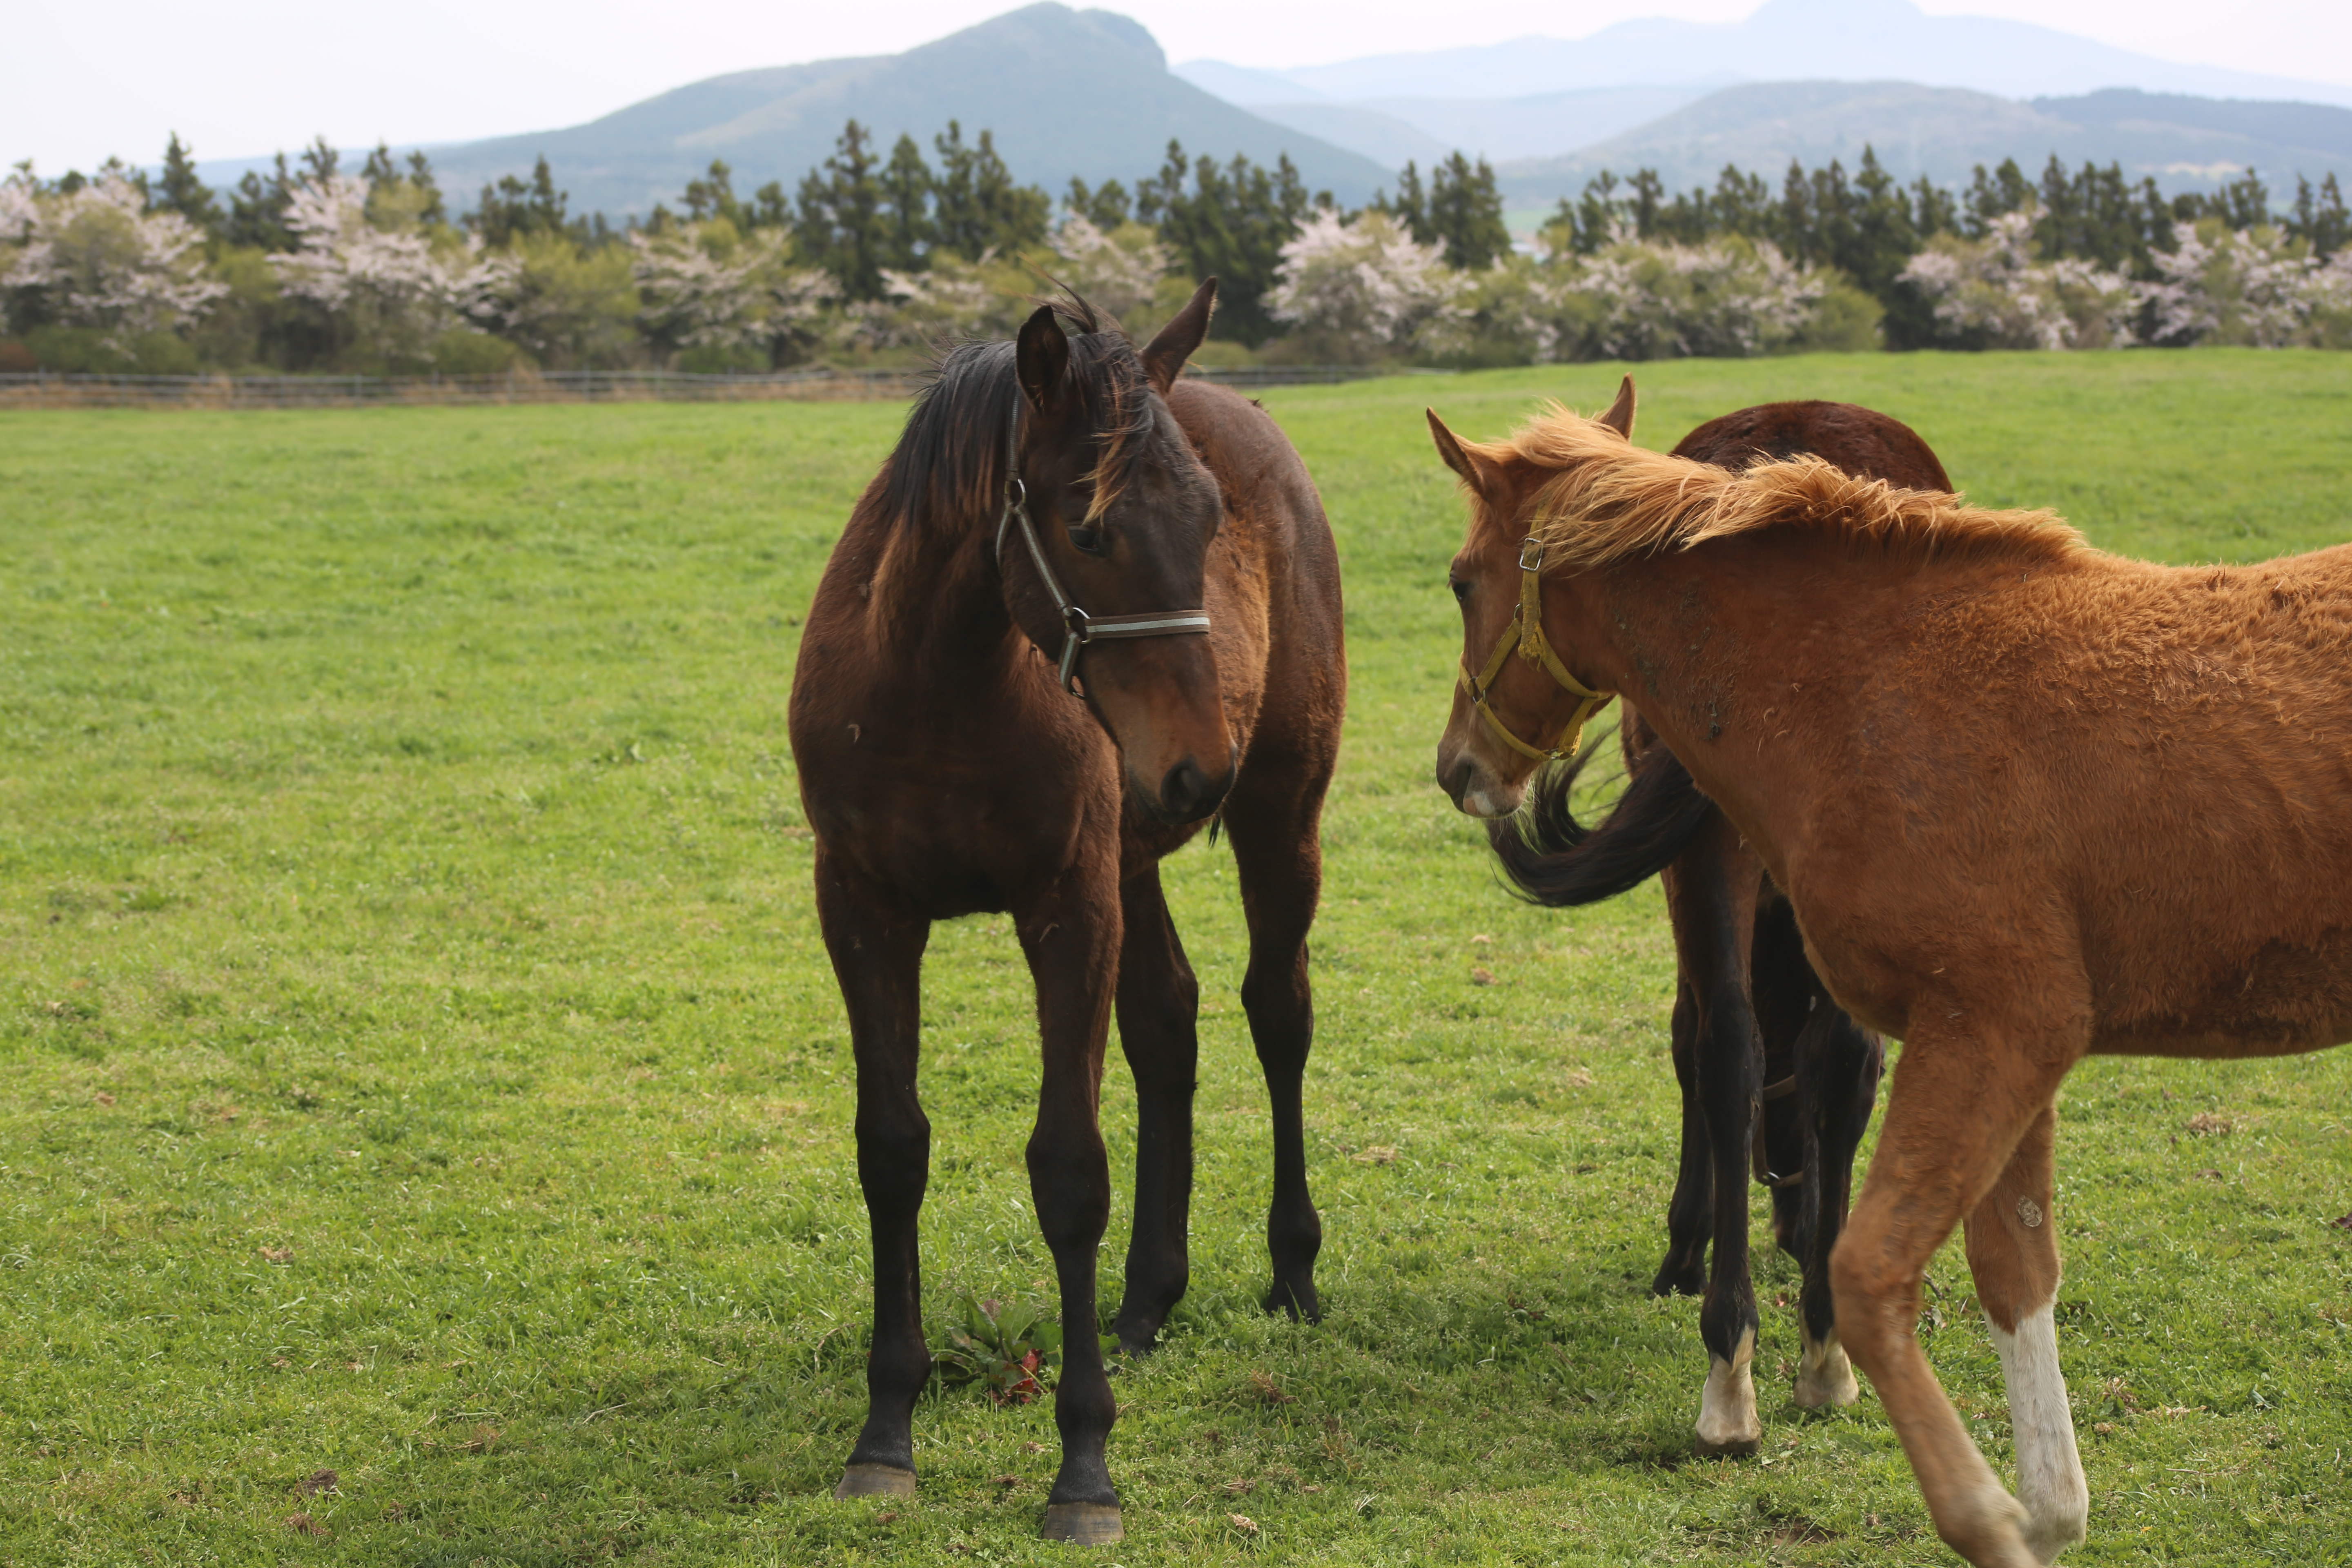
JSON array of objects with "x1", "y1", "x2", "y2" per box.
[
  {"x1": 5, "y1": 119, "x2": 2346, "y2": 376},
  {"x1": 1547, "y1": 148, "x2": 2350, "y2": 348}
]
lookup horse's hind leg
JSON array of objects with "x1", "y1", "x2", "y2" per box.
[
  {"x1": 1668, "y1": 824, "x2": 1766, "y2": 1456},
  {"x1": 1016, "y1": 859, "x2": 1126, "y2": 1543},
  {"x1": 1791, "y1": 999, "x2": 1880, "y2": 1410},
  {"x1": 1651, "y1": 971, "x2": 1713, "y2": 1297},
  {"x1": 1832, "y1": 1011, "x2": 2082, "y2": 1568},
  {"x1": 1110, "y1": 864, "x2": 1200, "y2": 1353},
  {"x1": 814, "y1": 849, "x2": 932, "y2": 1499},
  {"x1": 1223, "y1": 773, "x2": 1330, "y2": 1321},
  {"x1": 1965, "y1": 1105, "x2": 2087, "y2": 1563}
]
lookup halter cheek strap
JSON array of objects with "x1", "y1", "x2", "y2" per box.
[
  {"x1": 994, "y1": 410, "x2": 1211, "y2": 693},
  {"x1": 1457, "y1": 535, "x2": 1615, "y2": 763}
]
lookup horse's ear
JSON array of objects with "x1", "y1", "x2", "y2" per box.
[
  {"x1": 1140, "y1": 277, "x2": 1216, "y2": 394},
  {"x1": 1016, "y1": 304, "x2": 1070, "y2": 415},
  {"x1": 1426, "y1": 408, "x2": 1510, "y2": 501},
  {"x1": 1595, "y1": 374, "x2": 1637, "y2": 439}
]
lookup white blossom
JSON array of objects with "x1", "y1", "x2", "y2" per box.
[
  {"x1": 1899, "y1": 211, "x2": 2136, "y2": 350},
  {"x1": 629, "y1": 221, "x2": 834, "y2": 360},
  {"x1": 0, "y1": 173, "x2": 224, "y2": 342},
  {"x1": 1048, "y1": 216, "x2": 1170, "y2": 324},
  {"x1": 2138, "y1": 223, "x2": 2326, "y2": 347},
  {"x1": 1569, "y1": 236, "x2": 1826, "y2": 360},
  {"x1": 1265, "y1": 209, "x2": 1466, "y2": 358},
  {"x1": 270, "y1": 175, "x2": 503, "y2": 365}
]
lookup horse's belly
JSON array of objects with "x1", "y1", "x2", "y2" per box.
[{"x1": 2091, "y1": 923, "x2": 2352, "y2": 1060}]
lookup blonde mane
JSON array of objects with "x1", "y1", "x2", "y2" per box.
[{"x1": 1484, "y1": 403, "x2": 2085, "y2": 570}]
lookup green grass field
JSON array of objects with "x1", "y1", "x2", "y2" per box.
[{"x1": 5, "y1": 350, "x2": 2352, "y2": 1567}]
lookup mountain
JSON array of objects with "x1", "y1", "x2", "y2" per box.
[
  {"x1": 1179, "y1": 0, "x2": 2352, "y2": 111},
  {"x1": 202, "y1": 5, "x2": 1394, "y2": 219},
  {"x1": 1490, "y1": 80, "x2": 2352, "y2": 205},
  {"x1": 1242, "y1": 86, "x2": 1715, "y2": 170}
]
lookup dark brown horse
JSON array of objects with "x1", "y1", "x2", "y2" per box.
[
  {"x1": 1471, "y1": 389, "x2": 1949, "y2": 1453},
  {"x1": 788, "y1": 283, "x2": 1344, "y2": 1544}
]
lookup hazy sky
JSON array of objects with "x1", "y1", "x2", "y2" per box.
[{"x1": 9, "y1": 0, "x2": 2348, "y2": 174}]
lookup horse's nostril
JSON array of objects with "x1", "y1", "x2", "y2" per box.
[
  {"x1": 1160, "y1": 758, "x2": 1227, "y2": 823},
  {"x1": 1438, "y1": 755, "x2": 1474, "y2": 805}
]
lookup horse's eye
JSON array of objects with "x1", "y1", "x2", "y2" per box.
[
  {"x1": 1067, "y1": 523, "x2": 1108, "y2": 557},
  {"x1": 1449, "y1": 577, "x2": 1471, "y2": 603}
]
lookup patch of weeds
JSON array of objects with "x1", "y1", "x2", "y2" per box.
[{"x1": 930, "y1": 1295, "x2": 1109, "y2": 1407}]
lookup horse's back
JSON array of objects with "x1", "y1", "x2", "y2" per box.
[
  {"x1": 1676, "y1": 401, "x2": 1950, "y2": 494},
  {"x1": 1820, "y1": 541, "x2": 2352, "y2": 1056}
]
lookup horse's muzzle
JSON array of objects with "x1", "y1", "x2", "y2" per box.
[{"x1": 1151, "y1": 755, "x2": 1233, "y2": 825}]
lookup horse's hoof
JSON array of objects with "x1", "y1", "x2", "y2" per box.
[
  {"x1": 1793, "y1": 1332, "x2": 1860, "y2": 1409},
  {"x1": 1694, "y1": 1334, "x2": 1761, "y2": 1455},
  {"x1": 1649, "y1": 1263, "x2": 1704, "y2": 1298},
  {"x1": 1262, "y1": 1281, "x2": 1322, "y2": 1323},
  {"x1": 834, "y1": 1463, "x2": 917, "y2": 1499},
  {"x1": 1041, "y1": 1501, "x2": 1123, "y2": 1544},
  {"x1": 1692, "y1": 1432, "x2": 1762, "y2": 1458}
]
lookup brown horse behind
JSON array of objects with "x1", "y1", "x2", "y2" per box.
[
  {"x1": 1427, "y1": 391, "x2": 2352, "y2": 1566},
  {"x1": 789, "y1": 283, "x2": 1344, "y2": 1544},
  {"x1": 1485, "y1": 389, "x2": 1947, "y2": 1453}
]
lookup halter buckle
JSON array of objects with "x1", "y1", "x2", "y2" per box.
[{"x1": 1518, "y1": 536, "x2": 1546, "y2": 572}]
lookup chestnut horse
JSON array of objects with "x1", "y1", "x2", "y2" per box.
[
  {"x1": 1426, "y1": 388, "x2": 2352, "y2": 1566},
  {"x1": 1483, "y1": 388, "x2": 1949, "y2": 1453},
  {"x1": 788, "y1": 283, "x2": 1344, "y2": 1545}
]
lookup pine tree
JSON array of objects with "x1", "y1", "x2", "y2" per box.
[
  {"x1": 1423, "y1": 152, "x2": 1511, "y2": 270},
  {"x1": 1065, "y1": 178, "x2": 1132, "y2": 230},
  {"x1": 227, "y1": 154, "x2": 299, "y2": 251},
  {"x1": 1135, "y1": 140, "x2": 1319, "y2": 345},
  {"x1": 156, "y1": 134, "x2": 223, "y2": 239},
  {"x1": 1373, "y1": 162, "x2": 1430, "y2": 244},
  {"x1": 795, "y1": 122, "x2": 887, "y2": 299},
  {"x1": 931, "y1": 123, "x2": 1048, "y2": 261},
  {"x1": 470, "y1": 157, "x2": 570, "y2": 248},
  {"x1": 878, "y1": 134, "x2": 935, "y2": 272},
  {"x1": 2288, "y1": 172, "x2": 2350, "y2": 259}
]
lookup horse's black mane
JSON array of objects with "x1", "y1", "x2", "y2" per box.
[{"x1": 878, "y1": 295, "x2": 1156, "y2": 530}]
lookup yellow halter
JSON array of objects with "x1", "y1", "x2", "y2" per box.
[{"x1": 1457, "y1": 536, "x2": 1615, "y2": 764}]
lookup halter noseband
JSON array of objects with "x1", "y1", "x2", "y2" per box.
[
  {"x1": 1457, "y1": 535, "x2": 1615, "y2": 764},
  {"x1": 995, "y1": 408, "x2": 1212, "y2": 692}
]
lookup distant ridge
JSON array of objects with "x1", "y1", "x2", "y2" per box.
[
  {"x1": 200, "y1": 5, "x2": 1394, "y2": 218},
  {"x1": 1491, "y1": 81, "x2": 2352, "y2": 205},
  {"x1": 1180, "y1": 0, "x2": 2352, "y2": 109}
]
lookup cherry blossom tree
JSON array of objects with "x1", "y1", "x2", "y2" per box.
[
  {"x1": 1047, "y1": 215, "x2": 1170, "y2": 326},
  {"x1": 1898, "y1": 210, "x2": 2136, "y2": 349},
  {"x1": 0, "y1": 173, "x2": 224, "y2": 349},
  {"x1": 270, "y1": 175, "x2": 505, "y2": 367},
  {"x1": 1264, "y1": 209, "x2": 1465, "y2": 361},
  {"x1": 629, "y1": 219, "x2": 834, "y2": 367},
  {"x1": 2138, "y1": 221, "x2": 2333, "y2": 347}
]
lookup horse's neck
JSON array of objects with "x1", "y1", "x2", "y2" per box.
[
  {"x1": 1583, "y1": 537, "x2": 1869, "y2": 842},
  {"x1": 862, "y1": 512, "x2": 1025, "y2": 690}
]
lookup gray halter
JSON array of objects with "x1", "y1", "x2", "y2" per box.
[{"x1": 994, "y1": 409, "x2": 1212, "y2": 692}]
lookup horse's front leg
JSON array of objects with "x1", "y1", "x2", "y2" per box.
[
  {"x1": 815, "y1": 846, "x2": 933, "y2": 1499},
  {"x1": 1110, "y1": 863, "x2": 1200, "y2": 1353},
  {"x1": 1016, "y1": 858, "x2": 1126, "y2": 1544}
]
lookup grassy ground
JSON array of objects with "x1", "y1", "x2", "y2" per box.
[{"x1": 3, "y1": 350, "x2": 2351, "y2": 1567}]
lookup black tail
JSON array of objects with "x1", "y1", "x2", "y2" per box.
[{"x1": 1488, "y1": 739, "x2": 1715, "y2": 906}]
